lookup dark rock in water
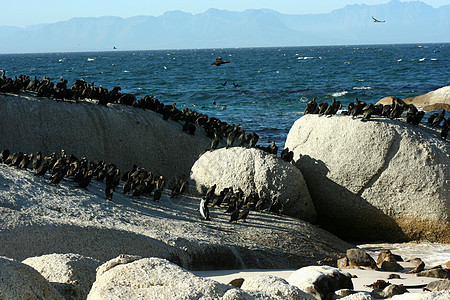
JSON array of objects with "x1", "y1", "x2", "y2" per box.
[
  {"x1": 387, "y1": 274, "x2": 401, "y2": 279},
  {"x1": 377, "y1": 250, "x2": 403, "y2": 266}
]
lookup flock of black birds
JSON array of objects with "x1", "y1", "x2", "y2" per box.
[
  {"x1": 303, "y1": 97, "x2": 448, "y2": 140},
  {"x1": 0, "y1": 70, "x2": 293, "y2": 156},
  {"x1": 0, "y1": 148, "x2": 193, "y2": 203},
  {"x1": 199, "y1": 183, "x2": 285, "y2": 223}
]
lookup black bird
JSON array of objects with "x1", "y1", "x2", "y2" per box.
[
  {"x1": 237, "y1": 202, "x2": 251, "y2": 222},
  {"x1": 318, "y1": 102, "x2": 329, "y2": 115},
  {"x1": 248, "y1": 133, "x2": 259, "y2": 148},
  {"x1": 280, "y1": 148, "x2": 294, "y2": 162},
  {"x1": 221, "y1": 81, "x2": 227, "y2": 86},
  {"x1": 1, "y1": 149, "x2": 10, "y2": 163},
  {"x1": 211, "y1": 57, "x2": 230, "y2": 66},
  {"x1": 229, "y1": 205, "x2": 240, "y2": 223},
  {"x1": 18, "y1": 153, "x2": 33, "y2": 169},
  {"x1": 78, "y1": 170, "x2": 93, "y2": 189},
  {"x1": 49, "y1": 169, "x2": 65, "y2": 185},
  {"x1": 361, "y1": 104, "x2": 375, "y2": 121},
  {"x1": 199, "y1": 197, "x2": 210, "y2": 221},
  {"x1": 304, "y1": 97, "x2": 318, "y2": 115},
  {"x1": 153, "y1": 188, "x2": 162, "y2": 202},
  {"x1": 324, "y1": 98, "x2": 342, "y2": 116},
  {"x1": 226, "y1": 128, "x2": 236, "y2": 149},
  {"x1": 431, "y1": 110, "x2": 445, "y2": 127},
  {"x1": 372, "y1": 16, "x2": 385, "y2": 23},
  {"x1": 267, "y1": 141, "x2": 278, "y2": 155},
  {"x1": 205, "y1": 184, "x2": 217, "y2": 201},
  {"x1": 210, "y1": 133, "x2": 220, "y2": 150},
  {"x1": 409, "y1": 111, "x2": 425, "y2": 125},
  {"x1": 233, "y1": 83, "x2": 239, "y2": 87},
  {"x1": 351, "y1": 99, "x2": 366, "y2": 118}
]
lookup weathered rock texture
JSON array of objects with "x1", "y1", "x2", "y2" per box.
[
  {"x1": 22, "y1": 253, "x2": 102, "y2": 300},
  {"x1": 0, "y1": 93, "x2": 210, "y2": 184},
  {"x1": 404, "y1": 86, "x2": 450, "y2": 111},
  {"x1": 87, "y1": 257, "x2": 237, "y2": 300},
  {"x1": 287, "y1": 266, "x2": 353, "y2": 300},
  {"x1": 0, "y1": 163, "x2": 351, "y2": 271},
  {"x1": 0, "y1": 256, "x2": 64, "y2": 300},
  {"x1": 240, "y1": 274, "x2": 315, "y2": 300},
  {"x1": 285, "y1": 114, "x2": 450, "y2": 242},
  {"x1": 190, "y1": 147, "x2": 316, "y2": 222}
]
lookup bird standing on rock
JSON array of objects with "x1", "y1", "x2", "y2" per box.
[{"x1": 199, "y1": 197, "x2": 210, "y2": 220}]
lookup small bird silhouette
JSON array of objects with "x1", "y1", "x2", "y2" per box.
[{"x1": 372, "y1": 16, "x2": 385, "y2": 23}]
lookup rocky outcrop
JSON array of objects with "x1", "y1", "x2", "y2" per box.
[
  {"x1": 287, "y1": 266, "x2": 353, "y2": 299},
  {"x1": 240, "y1": 275, "x2": 315, "y2": 300},
  {"x1": 0, "y1": 256, "x2": 64, "y2": 300},
  {"x1": 0, "y1": 163, "x2": 351, "y2": 270},
  {"x1": 189, "y1": 147, "x2": 316, "y2": 222},
  {"x1": 87, "y1": 257, "x2": 237, "y2": 300},
  {"x1": 0, "y1": 93, "x2": 211, "y2": 184},
  {"x1": 22, "y1": 253, "x2": 102, "y2": 300},
  {"x1": 285, "y1": 114, "x2": 450, "y2": 242},
  {"x1": 404, "y1": 86, "x2": 450, "y2": 111}
]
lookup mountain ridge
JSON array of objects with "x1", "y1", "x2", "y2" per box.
[{"x1": 0, "y1": 0, "x2": 448, "y2": 53}]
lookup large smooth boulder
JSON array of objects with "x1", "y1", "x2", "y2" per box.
[
  {"x1": 189, "y1": 147, "x2": 317, "y2": 222},
  {"x1": 0, "y1": 163, "x2": 351, "y2": 270},
  {"x1": 87, "y1": 256, "x2": 235, "y2": 299},
  {"x1": 285, "y1": 114, "x2": 450, "y2": 242},
  {"x1": 287, "y1": 266, "x2": 353, "y2": 300},
  {"x1": 0, "y1": 93, "x2": 211, "y2": 184},
  {"x1": 0, "y1": 256, "x2": 64, "y2": 300},
  {"x1": 403, "y1": 86, "x2": 450, "y2": 111},
  {"x1": 22, "y1": 253, "x2": 102, "y2": 300},
  {"x1": 240, "y1": 275, "x2": 315, "y2": 300}
]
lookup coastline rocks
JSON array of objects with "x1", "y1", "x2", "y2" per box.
[
  {"x1": 403, "y1": 86, "x2": 450, "y2": 111},
  {"x1": 0, "y1": 163, "x2": 351, "y2": 270},
  {"x1": 240, "y1": 275, "x2": 315, "y2": 300},
  {"x1": 346, "y1": 249, "x2": 378, "y2": 270},
  {"x1": 0, "y1": 93, "x2": 211, "y2": 184},
  {"x1": 22, "y1": 253, "x2": 102, "y2": 300},
  {"x1": 425, "y1": 279, "x2": 450, "y2": 291},
  {"x1": 0, "y1": 256, "x2": 64, "y2": 300},
  {"x1": 287, "y1": 266, "x2": 353, "y2": 299},
  {"x1": 285, "y1": 114, "x2": 450, "y2": 242},
  {"x1": 417, "y1": 268, "x2": 450, "y2": 279},
  {"x1": 190, "y1": 147, "x2": 316, "y2": 222},
  {"x1": 87, "y1": 257, "x2": 234, "y2": 299}
]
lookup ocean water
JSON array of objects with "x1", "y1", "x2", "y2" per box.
[{"x1": 1, "y1": 43, "x2": 449, "y2": 148}]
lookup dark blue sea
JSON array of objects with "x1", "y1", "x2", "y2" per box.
[{"x1": 1, "y1": 43, "x2": 449, "y2": 148}]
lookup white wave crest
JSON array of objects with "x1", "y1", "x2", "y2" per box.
[
  {"x1": 353, "y1": 86, "x2": 372, "y2": 90},
  {"x1": 332, "y1": 91, "x2": 348, "y2": 97},
  {"x1": 87, "y1": 58, "x2": 95, "y2": 61}
]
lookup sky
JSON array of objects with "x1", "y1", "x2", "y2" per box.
[{"x1": 1, "y1": 0, "x2": 449, "y2": 27}]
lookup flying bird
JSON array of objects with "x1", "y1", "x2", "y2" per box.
[{"x1": 372, "y1": 16, "x2": 385, "y2": 23}]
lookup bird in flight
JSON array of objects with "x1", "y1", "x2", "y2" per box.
[{"x1": 372, "y1": 16, "x2": 385, "y2": 23}]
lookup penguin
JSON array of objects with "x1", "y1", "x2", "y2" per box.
[
  {"x1": 210, "y1": 132, "x2": 220, "y2": 151},
  {"x1": 229, "y1": 205, "x2": 240, "y2": 223},
  {"x1": 199, "y1": 197, "x2": 210, "y2": 221},
  {"x1": 432, "y1": 110, "x2": 445, "y2": 127},
  {"x1": 153, "y1": 188, "x2": 162, "y2": 202},
  {"x1": 441, "y1": 118, "x2": 449, "y2": 140}
]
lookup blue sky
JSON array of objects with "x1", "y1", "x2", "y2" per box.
[{"x1": 2, "y1": 0, "x2": 449, "y2": 27}]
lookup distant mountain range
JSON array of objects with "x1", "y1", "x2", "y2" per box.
[{"x1": 0, "y1": 0, "x2": 449, "y2": 53}]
